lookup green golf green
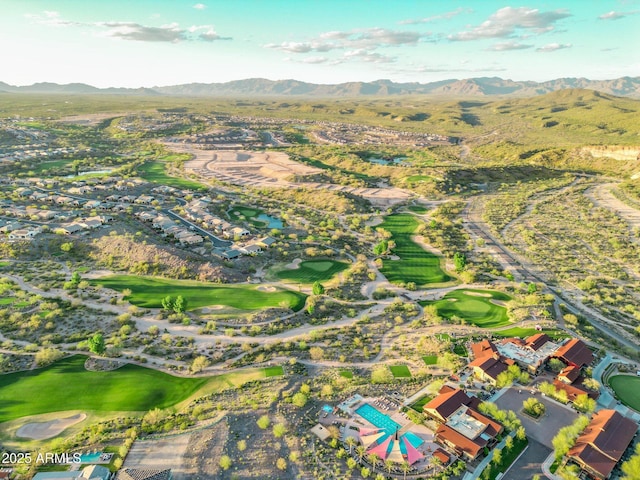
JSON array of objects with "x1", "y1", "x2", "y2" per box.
[
  {"x1": 608, "y1": 375, "x2": 640, "y2": 412},
  {"x1": 0, "y1": 355, "x2": 271, "y2": 424},
  {"x1": 275, "y1": 259, "x2": 350, "y2": 283},
  {"x1": 423, "y1": 355, "x2": 438, "y2": 365},
  {"x1": 389, "y1": 365, "x2": 412, "y2": 378},
  {"x1": 378, "y1": 214, "x2": 451, "y2": 285},
  {"x1": 420, "y1": 289, "x2": 512, "y2": 328},
  {"x1": 92, "y1": 275, "x2": 307, "y2": 311},
  {"x1": 137, "y1": 158, "x2": 207, "y2": 191}
]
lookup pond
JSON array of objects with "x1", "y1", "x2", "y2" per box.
[
  {"x1": 367, "y1": 157, "x2": 407, "y2": 166},
  {"x1": 256, "y1": 213, "x2": 283, "y2": 229}
]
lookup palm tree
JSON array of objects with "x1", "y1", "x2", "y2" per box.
[
  {"x1": 356, "y1": 445, "x2": 366, "y2": 462},
  {"x1": 402, "y1": 460, "x2": 411, "y2": 480},
  {"x1": 385, "y1": 459, "x2": 394, "y2": 475},
  {"x1": 346, "y1": 436, "x2": 358, "y2": 455},
  {"x1": 367, "y1": 453, "x2": 380, "y2": 473}
]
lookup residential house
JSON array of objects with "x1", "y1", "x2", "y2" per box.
[
  {"x1": 423, "y1": 386, "x2": 479, "y2": 423},
  {"x1": 257, "y1": 236, "x2": 277, "y2": 248},
  {"x1": 8, "y1": 227, "x2": 41, "y2": 240},
  {"x1": 221, "y1": 249, "x2": 241, "y2": 260},
  {"x1": 468, "y1": 354, "x2": 512, "y2": 385},
  {"x1": 240, "y1": 244, "x2": 262, "y2": 255},
  {"x1": 566, "y1": 409, "x2": 637, "y2": 480},
  {"x1": 56, "y1": 223, "x2": 84, "y2": 235},
  {"x1": 229, "y1": 227, "x2": 250, "y2": 238}
]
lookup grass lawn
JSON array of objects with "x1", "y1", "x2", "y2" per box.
[
  {"x1": 263, "y1": 366, "x2": 284, "y2": 377},
  {"x1": 0, "y1": 298, "x2": 14, "y2": 305},
  {"x1": 0, "y1": 355, "x2": 271, "y2": 424},
  {"x1": 480, "y1": 436, "x2": 528, "y2": 480},
  {"x1": 420, "y1": 289, "x2": 512, "y2": 328},
  {"x1": 137, "y1": 158, "x2": 207, "y2": 191},
  {"x1": 492, "y1": 327, "x2": 567, "y2": 339},
  {"x1": 339, "y1": 369, "x2": 353, "y2": 379},
  {"x1": 406, "y1": 205, "x2": 429, "y2": 214},
  {"x1": 389, "y1": 365, "x2": 412, "y2": 378},
  {"x1": 378, "y1": 213, "x2": 451, "y2": 286},
  {"x1": 405, "y1": 175, "x2": 434, "y2": 184},
  {"x1": 423, "y1": 355, "x2": 438, "y2": 365},
  {"x1": 608, "y1": 375, "x2": 640, "y2": 411},
  {"x1": 274, "y1": 259, "x2": 350, "y2": 283},
  {"x1": 92, "y1": 275, "x2": 307, "y2": 312},
  {"x1": 409, "y1": 395, "x2": 433, "y2": 412}
]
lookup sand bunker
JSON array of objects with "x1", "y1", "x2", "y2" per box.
[
  {"x1": 201, "y1": 305, "x2": 226, "y2": 313},
  {"x1": 256, "y1": 285, "x2": 277, "y2": 292},
  {"x1": 463, "y1": 291, "x2": 492, "y2": 298},
  {"x1": 284, "y1": 258, "x2": 302, "y2": 270},
  {"x1": 16, "y1": 413, "x2": 86, "y2": 440}
]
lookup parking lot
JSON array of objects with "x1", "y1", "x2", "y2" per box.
[{"x1": 494, "y1": 387, "x2": 579, "y2": 445}]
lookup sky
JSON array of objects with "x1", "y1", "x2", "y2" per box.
[{"x1": 2, "y1": 0, "x2": 639, "y2": 87}]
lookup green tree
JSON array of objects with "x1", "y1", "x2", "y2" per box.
[
  {"x1": 190, "y1": 355, "x2": 209, "y2": 373},
  {"x1": 237, "y1": 439, "x2": 247, "y2": 451},
  {"x1": 371, "y1": 366, "x2": 393, "y2": 384},
  {"x1": 70, "y1": 271, "x2": 81, "y2": 285},
  {"x1": 173, "y1": 295, "x2": 187, "y2": 313},
  {"x1": 453, "y1": 252, "x2": 466, "y2": 272},
  {"x1": 257, "y1": 415, "x2": 270, "y2": 429},
  {"x1": 373, "y1": 240, "x2": 388, "y2": 255},
  {"x1": 87, "y1": 333, "x2": 106, "y2": 355},
  {"x1": 573, "y1": 394, "x2": 596, "y2": 413},
  {"x1": 219, "y1": 455, "x2": 232, "y2": 470},
  {"x1": 621, "y1": 443, "x2": 640, "y2": 479},
  {"x1": 312, "y1": 281, "x2": 325, "y2": 295},
  {"x1": 161, "y1": 295, "x2": 174, "y2": 311},
  {"x1": 273, "y1": 422, "x2": 287, "y2": 438},
  {"x1": 60, "y1": 242, "x2": 73, "y2": 253},
  {"x1": 276, "y1": 457, "x2": 287, "y2": 470},
  {"x1": 292, "y1": 392, "x2": 308, "y2": 407},
  {"x1": 548, "y1": 358, "x2": 566, "y2": 373}
]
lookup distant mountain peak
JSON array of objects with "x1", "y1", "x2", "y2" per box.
[{"x1": 0, "y1": 76, "x2": 638, "y2": 98}]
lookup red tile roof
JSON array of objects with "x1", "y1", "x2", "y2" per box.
[
  {"x1": 558, "y1": 365, "x2": 581, "y2": 384},
  {"x1": 555, "y1": 338, "x2": 593, "y2": 368},
  {"x1": 470, "y1": 339, "x2": 497, "y2": 359},
  {"x1": 568, "y1": 410, "x2": 637, "y2": 479},
  {"x1": 433, "y1": 448, "x2": 451, "y2": 465},
  {"x1": 526, "y1": 333, "x2": 551, "y2": 351},
  {"x1": 436, "y1": 424, "x2": 486, "y2": 459},
  {"x1": 424, "y1": 388, "x2": 472, "y2": 421},
  {"x1": 552, "y1": 379, "x2": 599, "y2": 401},
  {"x1": 469, "y1": 355, "x2": 509, "y2": 380}
]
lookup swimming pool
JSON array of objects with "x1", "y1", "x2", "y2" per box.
[
  {"x1": 355, "y1": 403, "x2": 400, "y2": 435},
  {"x1": 78, "y1": 452, "x2": 102, "y2": 463},
  {"x1": 399, "y1": 431, "x2": 425, "y2": 454},
  {"x1": 322, "y1": 405, "x2": 333, "y2": 413}
]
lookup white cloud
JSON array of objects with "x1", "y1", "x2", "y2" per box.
[
  {"x1": 343, "y1": 49, "x2": 396, "y2": 63},
  {"x1": 536, "y1": 43, "x2": 572, "y2": 52},
  {"x1": 489, "y1": 41, "x2": 534, "y2": 51},
  {"x1": 399, "y1": 7, "x2": 472, "y2": 25},
  {"x1": 449, "y1": 6, "x2": 571, "y2": 41},
  {"x1": 598, "y1": 10, "x2": 640, "y2": 20},
  {"x1": 27, "y1": 11, "x2": 231, "y2": 43},
  {"x1": 193, "y1": 3, "x2": 207, "y2": 10}
]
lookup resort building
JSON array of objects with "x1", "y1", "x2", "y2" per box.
[
  {"x1": 554, "y1": 338, "x2": 594, "y2": 369},
  {"x1": 424, "y1": 387, "x2": 503, "y2": 461},
  {"x1": 566, "y1": 410, "x2": 637, "y2": 480}
]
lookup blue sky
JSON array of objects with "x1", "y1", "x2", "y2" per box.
[{"x1": 2, "y1": 0, "x2": 638, "y2": 87}]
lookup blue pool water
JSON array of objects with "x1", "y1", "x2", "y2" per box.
[
  {"x1": 401, "y1": 431, "x2": 424, "y2": 450},
  {"x1": 78, "y1": 452, "x2": 102, "y2": 463},
  {"x1": 355, "y1": 403, "x2": 400, "y2": 435},
  {"x1": 322, "y1": 405, "x2": 333, "y2": 413}
]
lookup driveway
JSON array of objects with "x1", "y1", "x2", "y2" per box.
[
  {"x1": 503, "y1": 439, "x2": 551, "y2": 480},
  {"x1": 494, "y1": 387, "x2": 578, "y2": 445}
]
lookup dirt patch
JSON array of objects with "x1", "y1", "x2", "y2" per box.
[
  {"x1": 16, "y1": 413, "x2": 86, "y2": 440},
  {"x1": 85, "y1": 357, "x2": 125, "y2": 372},
  {"x1": 124, "y1": 431, "x2": 196, "y2": 480},
  {"x1": 181, "y1": 422, "x2": 229, "y2": 479}
]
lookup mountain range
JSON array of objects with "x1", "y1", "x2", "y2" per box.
[{"x1": 1, "y1": 76, "x2": 639, "y2": 98}]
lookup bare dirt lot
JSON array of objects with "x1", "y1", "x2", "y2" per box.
[
  {"x1": 123, "y1": 431, "x2": 197, "y2": 480},
  {"x1": 171, "y1": 144, "x2": 412, "y2": 206}
]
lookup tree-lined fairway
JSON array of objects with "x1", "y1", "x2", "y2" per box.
[
  {"x1": 378, "y1": 213, "x2": 451, "y2": 285},
  {"x1": 0, "y1": 355, "x2": 271, "y2": 424},
  {"x1": 420, "y1": 289, "x2": 512, "y2": 328},
  {"x1": 608, "y1": 375, "x2": 640, "y2": 411},
  {"x1": 275, "y1": 259, "x2": 350, "y2": 283},
  {"x1": 92, "y1": 275, "x2": 307, "y2": 311}
]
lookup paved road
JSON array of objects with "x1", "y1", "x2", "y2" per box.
[{"x1": 463, "y1": 196, "x2": 640, "y2": 353}]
